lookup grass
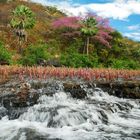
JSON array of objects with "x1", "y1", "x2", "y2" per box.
[{"x1": 0, "y1": 66, "x2": 140, "y2": 82}]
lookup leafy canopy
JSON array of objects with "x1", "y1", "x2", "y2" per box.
[
  {"x1": 81, "y1": 17, "x2": 98, "y2": 36},
  {"x1": 10, "y1": 5, "x2": 35, "y2": 29}
]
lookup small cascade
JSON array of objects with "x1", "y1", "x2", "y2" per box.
[{"x1": 0, "y1": 81, "x2": 140, "y2": 140}]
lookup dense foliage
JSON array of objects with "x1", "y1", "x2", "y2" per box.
[
  {"x1": 0, "y1": 42, "x2": 11, "y2": 64},
  {"x1": 0, "y1": 1, "x2": 140, "y2": 69},
  {"x1": 20, "y1": 43, "x2": 50, "y2": 66},
  {"x1": 10, "y1": 5, "x2": 35, "y2": 29}
]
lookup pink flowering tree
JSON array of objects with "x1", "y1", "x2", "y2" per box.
[{"x1": 52, "y1": 14, "x2": 113, "y2": 55}]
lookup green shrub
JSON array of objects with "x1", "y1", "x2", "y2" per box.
[
  {"x1": 110, "y1": 59, "x2": 140, "y2": 69},
  {"x1": 0, "y1": 0, "x2": 8, "y2": 3},
  {"x1": 20, "y1": 43, "x2": 50, "y2": 66},
  {"x1": 131, "y1": 48, "x2": 140, "y2": 62},
  {"x1": 0, "y1": 42, "x2": 11, "y2": 64},
  {"x1": 60, "y1": 52, "x2": 99, "y2": 68}
]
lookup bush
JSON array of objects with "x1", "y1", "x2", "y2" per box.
[
  {"x1": 110, "y1": 59, "x2": 140, "y2": 69},
  {"x1": 60, "y1": 52, "x2": 99, "y2": 68},
  {"x1": 131, "y1": 48, "x2": 140, "y2": 62},
  {"x1": 59, "y1": 43, "x2": 100, "y2": 68},
  {"x1": 0, "y1": 0, "x2": 7, "y2": 3},
  {"x1": 20, "y1": 43, "x2": 50, "y2": 66},
  {"x1": 0, "y1": 42, "x2": 11, "y2": 64}
]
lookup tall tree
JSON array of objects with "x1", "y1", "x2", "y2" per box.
[
  {"x1": 80, "y1": 16, "x2": 98, "y2": 55},
  {"x1": 10, "y1": 5, "x2": 35, "y2": 53}
]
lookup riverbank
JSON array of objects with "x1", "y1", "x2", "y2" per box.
[{"x1": 0, "y1": 66, "x2": 140, "y2": 101}]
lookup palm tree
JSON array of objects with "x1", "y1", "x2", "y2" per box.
[
  {"x1": 10, "y1": 5, "x2": 35, "y2": 53},
  {"x1": 81, "y1": 17, "x2": 98, "y2": 55}
]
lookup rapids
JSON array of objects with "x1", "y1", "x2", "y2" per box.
[{"x1": 0, "y1": 82, "x2": 140, "y2": 140}]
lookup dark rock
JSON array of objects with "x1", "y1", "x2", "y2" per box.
[
  {"x1": 0, "y1": 61, "x2": 9, "y2": 65},
  {"x1": 0, "y1": 106, "x2": 7, "y2": 119},
  {"x1": 0, "y1": 82, "x2": 39, "y2": 119},
  {"x1": 46, "y1": 59, "x2": 62, "y2": 67},
  {"x1": 37, "y1": 58, "x2": 62, "y2": 67},
  {"x1": 96, "y1": 81, "x2": 140, "y2": 99},
  {"x1": 31, "y1": 80, "x2": 62, "y2": 96},
  {"x1": 63, "y1": 83, "x2": 87, "y2": 99},
  {"x1": 37, "y1": 59, "x2": 48, "y2": 66}
]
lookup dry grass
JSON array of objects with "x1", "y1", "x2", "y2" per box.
[{"x1": 0, "y1": 66, "x2": 140, "y2": 82}]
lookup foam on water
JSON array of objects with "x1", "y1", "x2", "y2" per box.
[{"x1": 0, "y1": 87, "x2": 140, "y2": 140}]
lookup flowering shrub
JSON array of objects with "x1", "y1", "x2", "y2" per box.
[
  {"x1": 52, "y1": 14, "x2": 113, "y2": 52},
  {"x1": 53, "y1": 16, "x2": 81, "y2": 29}
]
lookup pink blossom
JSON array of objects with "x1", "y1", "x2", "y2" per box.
[
  {"x1": 52, "y1": 17, "x2": 81, "y2": 29},
  {"x1": 52, "y1": 14, "x2": 113, "y2": 48},
  {"x1": 94, "y1": 36, "x2": 112, "y2": 48}
]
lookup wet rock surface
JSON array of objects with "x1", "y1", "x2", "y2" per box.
[
  {"x1": 0, "y1": 79, "x2": 39, "y2": 119},
  {"x1": 7, "y1": 127, "x2": 62, "y2": 140},
  {"x1": 63, "y1": 83, "x2": 87, "y2": 99},
  {"x1": 0, "y1": 77, "x2": 140, "y2": 140},
  {"x1": 95, "y1": 81, "x2": 140, "y2": 99},
  {"x1": 0, "y1": 77, "x2": 140, "y2": 120}
]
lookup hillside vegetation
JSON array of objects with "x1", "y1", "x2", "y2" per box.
[{"x1": 0, "y1": 0, "x2": 140, "y2": 69}]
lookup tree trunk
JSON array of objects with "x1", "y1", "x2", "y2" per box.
[
  {"x1": 18, "y1": 36, "x2": 22, "y2": 54},
  {"x1": 83, "y1": 40, "x2": 86, "y2": 54},
  {"x1": 18, "y1": 29, "x2": 27, "y2": 54},
  {"x1": 86, "y1": 37, "x2": 89, "y2": 55}
]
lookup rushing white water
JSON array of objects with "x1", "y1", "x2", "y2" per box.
[{"x1": 0, "y1": 86, "x2": 140, "y2": 140}]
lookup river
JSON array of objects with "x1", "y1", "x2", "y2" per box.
[{"x1": 0, "y1": 82, "x2": 140, "y2": 140}]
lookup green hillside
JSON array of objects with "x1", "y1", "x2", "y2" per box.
[{"x1": 0, "y1": 0, "x2": 140, "y2": 69}]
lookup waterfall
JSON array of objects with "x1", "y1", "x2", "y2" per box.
[{"x1": 0, "y1": 82, "x2": 140, "y2": 140}]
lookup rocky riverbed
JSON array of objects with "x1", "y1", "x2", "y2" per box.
[
  {"x1": 0, "y1": 75, "x2": 140, "y2": 140},
  {"x1": 0, "y1": 75, "x2": 140, "y2": 119}
]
